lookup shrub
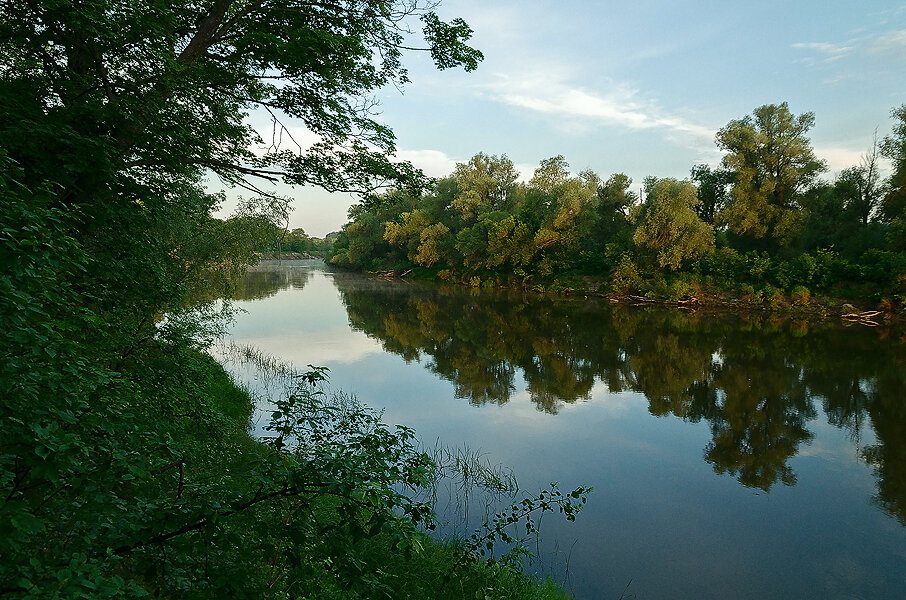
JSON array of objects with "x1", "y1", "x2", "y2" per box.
[
  {"x1": 610, "y1": 254, "x2": 642, "y2": 295},
  {"x1": 667, "y1": 279, "x2": 695, "y2": 302},
  {"x1": 790, "y1": 285, "x2": 811, "y2": 306},
  {"x1": 763, "y1": 284, "x2": 786, "y2": 309},
  {"x1": 739, "y1": 283, "x2": 761, "y2": 305}
]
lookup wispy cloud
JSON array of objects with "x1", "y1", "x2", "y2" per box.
[
  {"x1": 870, "y1": 28, "x2": 906, "y2": 57},
  {"x1": 793, "y1": 27, "x2": 906, "y2": 65},
  {"x1": 791, "y1": 41, "x2": 856, "y2": 64},
  {"x1": 484, "y1": 69, "x2": 715, "y2": 147}
]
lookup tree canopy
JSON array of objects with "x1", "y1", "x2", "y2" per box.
[
  {"x1": 0, "y1": 0, "x2": 485, "y2": 398},
  {"x1": 716, "y1": 102, "x2": 826, "y2": 252}
]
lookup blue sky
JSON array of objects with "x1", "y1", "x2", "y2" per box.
[{"x1": 218, "y1": 0, "x2": 906, "y2": 236}]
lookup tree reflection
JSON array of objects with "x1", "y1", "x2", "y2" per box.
[
  {"x1": 326, "y1": 269, "x2": 906, "y2": 516},
  {"x1": 706, "y1": 355, "x2": 814, "y2": 490},
  {"x1": 232, "y1": 262, "x2": 313, "y2": 300}
]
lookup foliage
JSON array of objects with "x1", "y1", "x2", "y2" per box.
[
  {"x1": 690, "y1": 163, "x2": 733, "y2": 224},
  {"x1": 0, "y1": 1, "x2": 571, "y2": 598},
  {"x1": 632, "y1": 177, "x2": 715, "y2": 270},
  {"x1": 335, "y1": 125, "x2": 906, "y2": 305},
  {"x1": 880, "y1": 105, "x2": 906, "y2": 223},
  {"x1": 716, "y1": 102, "x2": 826, "y2": 252},
  {"x1": 451, "y1": 153, "x2": 521, "y2": 221}
]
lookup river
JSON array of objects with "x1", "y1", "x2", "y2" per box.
[{"x1": 220, "y1": 259, "x2": 906, "y2": 600}]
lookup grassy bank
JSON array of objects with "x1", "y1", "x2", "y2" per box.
[{"x1": 191, "y1": 348, "x2": 573, "y2": 600}]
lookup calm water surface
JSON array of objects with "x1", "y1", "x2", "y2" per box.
[{"x1": 223, "y1": 260, "x2": 906, "y2": 600}]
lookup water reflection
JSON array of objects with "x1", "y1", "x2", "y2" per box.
[
  {"x1": 233, "y1": 260, "x2": 314, "y2": 301},
  {"x1": 332, "y1": 276, "x2": 906, "y2": 504},
  {"x1": 233, "y1": 264, "x2": 906, "y2": 520}
]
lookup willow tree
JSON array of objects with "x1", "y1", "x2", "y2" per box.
[
  {"x1": 632, "y1": 177, "x2": 714, "y2": 270},
  {"x1": 881, "y1": 104, "x2": 906, "y2": 250},
  {"x1": 450, "y1": 152, "x2": 521, "y2": 221},
  {"x1": 716, "y1": 103, "x2": 826, "y2": 252}
]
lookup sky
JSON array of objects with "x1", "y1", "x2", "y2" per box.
[{"x1": 214, "y1": 0, "x2": 906, "y2": 237}]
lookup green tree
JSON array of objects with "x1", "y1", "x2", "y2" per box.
[
  {"x1": 632, "y1": 177, "x2": 715, "y2": 270},
  {"x1": 486, "y1": 214, "x2": 537, "y2": 272},
  {"x1": 716, "y1": 103, "x2": 826, "y2": 252},
  {"x1": 881, "y1": 105, "x2": 906, "y2": 251},
  {"x1": 1, "y1": 2, "x2": 485, "y2": 596},
  {"x1": 0, "y1": 0, "x2": 482, "y2": 331},
  {"x1": 450, "y1": 153, "x2": 521, "y2": 221},
  {"x1": 839, "y1": 134, "x2": 884, "y2": 227},
  {"x1": 231, "y1": 194, "x2": 293, "y2": 252},
  {"x1": 690, "y1": 163, "x2": 733, "y2": 224},
  {"x1": 529, "y1": 155, "x2": 571, "y2": 193},
  {"x1": 594, "y1": 173, "x2": 637, "y2": 241}
]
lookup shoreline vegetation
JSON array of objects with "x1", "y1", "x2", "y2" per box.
[
  {"x1": 326, "y1": 103, "x2": 906, "y2": 326},
  {"x1": 2, "y1": 3, "x2": 590, "y2": 598},
  {"x1": 3, "y1": 2, "x2": 904, "y2": 597},
  {"x1": 213, "y1": 340, "x2": 585, "y2": 600},
  {"x1": 257, "y1": 255, "x2": 902, "y2": 330}
]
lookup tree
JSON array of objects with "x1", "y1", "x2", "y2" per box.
[
  {"x1": 1, "y1": 2, "x2": 485, "y2": 596},
  {"x1": 450, "y1": 153, "x2": 520, "y2": 221},
  {"x1": 0, "y1": 0, "x2": 482, "y2": 320},
  {"x1": 632, "y1": 177, "x2": 715, "y2": 270},
  {"x1": 588, "y1": 172, "x2": 637, "y2": 258},
  {"x1": 689, "y1": 163, "x2": 733, "y2": 224},
  {"x1": 716, "y1": 103, "x2": 826, "y2": 252},
  {"x1": 384, "y1": 209, "x2": 453, "y2": 268},
  {"x1": 529, "y1": 155, "x2": 571, "y2": 193},
  {"x1": 841, "y1": 132, "x2": 884, "y2": 226},
  {"x1": 231, "y1": 194, "x2": 293, "y2": 252},
  {"x1": 880, "y1": 105, "x2": 906, "y2": 224}
]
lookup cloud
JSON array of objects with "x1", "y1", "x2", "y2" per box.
[
  {"x1": 393, "y1": 148, "x2": 459, "y2": 178},
  {"x1": 791, "y1": 41, "x2": 856, "y2": 63},
  {"x1": 393, "y1": 148, "x2": 538, "y2": 182},
  {"x1": 484, "y1": 69, "x2": 715, "y2": 147},
  {"x1": 793, "y1": 27, "x2": 906, "y2": 65},
  {"x1": 814, "y1": 145, "x2": 893, "y2": 176},
  {"x1": 815, "y1": 146, "x2": 866, "y2": 172},
  {"x1": 870, "y1": 28, "x2": 906, "y2": 58}
]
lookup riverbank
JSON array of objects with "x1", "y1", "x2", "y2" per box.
[
  {"x1": 350, "y1": 264, "x2": 904, "y2": 328},
  {"x1": 198, "y1": 348, "x2": 573, "y2": 600}
]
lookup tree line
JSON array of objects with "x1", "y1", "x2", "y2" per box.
[{"x1": 330, "y1": 102, "x2": 906, "y2": 306}]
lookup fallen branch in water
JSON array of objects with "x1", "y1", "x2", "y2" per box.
[{"x1": 842, "y1": 310, "x2": 882, "y2": 326}]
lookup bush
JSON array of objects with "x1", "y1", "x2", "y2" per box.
[
  {"x1": 666, "y1": 279, "x2": 695, "y2": 301},
  {"x1": 859, "y1": 250, "x2": 906, "y2": 287},
  {"x1": 790, "y1": 285, "x2": 811, "y2": 306},
  {"x1": 610, "y1": 254, "x2": 642, "y2": 295},
  {"x1": 739, "y1": 283, "x2": 761, "y2": 305},
  {"x1": 763, "y1": 284, "x2": 786, "y2": 309}
]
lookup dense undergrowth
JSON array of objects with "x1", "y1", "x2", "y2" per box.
[
  {"x1": 0, "y1": 156, "x2": 585, "y2": 598},
  {"x1": 0, "y1": 3, "x2": 591, "y2": 597}
]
